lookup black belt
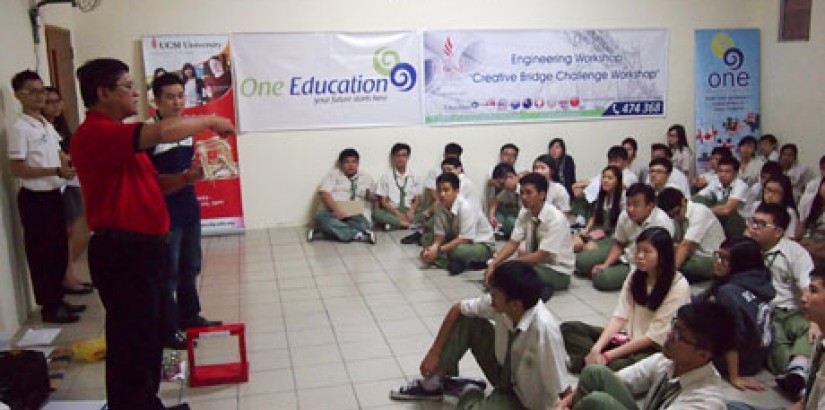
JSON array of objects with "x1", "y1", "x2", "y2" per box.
[{"x1": 94, "y1": 229, "x2": 169, "y2": 244}]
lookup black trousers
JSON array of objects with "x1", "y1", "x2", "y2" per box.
[
  {"x1": 88, "y1": 231, "x2": 168, "y2": 410},
  {"x1": 17, "y1": 188, "x2": 67, "y2": 308}
]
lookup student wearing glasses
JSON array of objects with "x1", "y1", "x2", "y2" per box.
[
  {"x1": 746, "y1": 203, "x2": 818, "y2": 400},
  {"x1": 8, "y1": 70, "x2": 81, "y2": 324},
  {"x1": 556, "y1": 301, "x2": 735, "y2": 410}
]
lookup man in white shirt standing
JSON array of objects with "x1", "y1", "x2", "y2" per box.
[
  {"x1": 695, "y1": 156, "x2": 749, "y2": 240},
  {"x1": 309, "y1": 148, "x2": 376, "y2": 244},
  {"x1": 555, "y1": 301, "x2": 735, "y2": 410},
  {"x1": 7, "y1": 70, "x2": 81, "y2": 324},
  {"x1": 484, "y1": 172, "x2": 575, "y2": 301},
  {"x1": 420, "y1": 172, "x2": 494, "y2": 275},
  {"x1": 391, "y1": 260, "x2": 572, "y2": 410}
]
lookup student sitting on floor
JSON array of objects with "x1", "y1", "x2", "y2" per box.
[
  {"x1": 374, "y1": 143, "x2": 423, "y2": 232},
  {"x1": 442, "y1": 157, "x2": 481, "y2": 208},
  {"x1": 747, "y1": 203, "x2": 818, "y2": 400},
  {"x1": 657, "y1": 188, "x2": 725, "y2": 283},
  {"x1": 667, "y1": 124, "x2": 694, "y2": 177},
  {"x1": 622, "y1": 137, "x2": 645, "y2": 181},
  {"x1": 692, "y1": 145, "x2": 733, "y2": 192},
  {"x1": 390, "y1": 260, "x2": 572, "y2": 410},
  {"x1": 758, "y1": 134, "x2": 780, "y2": 162},
  {"x1": 694, "y1": 237, "x2": 775, "y2": 391},
  {"x1": 533, "y1": 154, "x2": 571, "y2": 216},
  {"x1": 737, "y1": 135, "x2": 764, "y2": 187},
  {"x1": 420, "y1": 172, "x2": 495, "y2": 276},
  {"x1": 750, "y1": 174, "x2": 800, "y2": 239},
  {"x1": 645, "y1": 143, "x2": 691, "y2": 197},
  {"x1": 728, "y1": 265, "x2": 825, "y2": 410},
  {"x1": 549, "y1": 137, "x2": 577, "y2": 197},
  {"x1": 573, "y1": 166, "x2": 623, "y2": 254},
  {"x1": 487, "y1": 163, "x2": 520, "y2": 239},
  {"x1": 780, "y1": 143, "x2": 815, "y2": 202},
  {"x1": 578, "y1": 183, "x2": 675, "y2": 291},
  {"x1": 309, "y1": 148, "x2": 376, "y2": 244},
  {"x1": 483, "y1": 172, "x2": 575, "y2": 302},
  {"x1": 799, "y1": 177, "x2": 825, "y2": 264},
  {"x1": 556, "y1": 301, "x2": 735, "y2": 410},
  {"x1": 803, "y1": 155, "x2": 825, "y2": 196},
  {"x1": 646, "y1": 157, "x2": 682, "y2": 198},
  {"x1": 744, "y1": 160, "x2": 783, "y2": 217},
  {"x1": 571, "y1": 146, "x2": 637, "y2": 222},
  {"x1": 694, "y1": 155, "x2": 749, "y2": 240},
  {"x1": 422, "y1": 142, "x2": 463, "y2": 220},
  {"x1": 487, "y1": 143, "x2": 528, "y2": 191},
  {"x1": 562, "y1": 227, "x2": 691, "y2": 373}
]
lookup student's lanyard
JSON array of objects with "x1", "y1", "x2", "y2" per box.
[
  {"x1": 393, "y1": 169, "x2": 409, "y2": 209},
  {"x1": 721, "y1": 186, "x2": 731, "y2": 202},
  {"x1": 645, "y1": 375, "x2": 681, "y2": 410},
  {"x1": 499, "y1": 329, "x2": 521, "y2": 394},
  {"x1": 530, "y1": 218, "x2": 541, "y2": 252},
  {"x1": 349, "y1": 176, "x2": 359, "y2": 200}
]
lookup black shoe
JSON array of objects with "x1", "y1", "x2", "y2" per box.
[
  {"x1": 181, "y1": 315, "x2": 223, "y2": 330},
  {"x1": 465, "y1": 259, "x2": 488, "y2": 270},
  {"x1": 539, "y1": 284, "x2": 555, "y2": 302},
  {"x1": 62, "y1": 301, "x2": 87, "y2": 313},
  {"x1": 400, "y1": 232, "x2": 422, "y2": 245},
  {"x1": 389, "y1": 379, "x2": 443, "y2": 401},
  {"x1": 442, "y1": 376, "x2": 487, "y2": 396},
  {"x1": 447, "y1": 261, "x2": 465, "y2": 276},
  {"x1": 63, "y1": 284, "x2": 94, "y2": 295},
  {"x1": 165, "y1": 404, "x2": 191, "y2": 410},
  {"x1": 164, "y1": 332, "x2": 188, "y2": 350},
  {"x1": 776, "y1": 369, "x2": 806, "y2": 400},
  {"x1": 42, "y1": 305, "x2": 80, "y2": 324}
]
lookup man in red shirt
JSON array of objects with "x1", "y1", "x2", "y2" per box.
[{"x1": 71, "y1": 58, "x2": 234, "y2": 410}]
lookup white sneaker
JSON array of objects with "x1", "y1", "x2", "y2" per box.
[
  {"x1": 365, "y1": 230, "x2": 376, "y2": 245},
  {"x1": 384, "y1": 224, "x2": 392, "y2": 231},
  {"x1": 307, "y1": 229, "x2": 316, "y2": 242}
]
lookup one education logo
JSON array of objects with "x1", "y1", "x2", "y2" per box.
[
  {"x1": 706, "y1": 33, "x2": 750, "y2": 88},
  {"x1": 240, "y1": 47, "x2": 417, "y2": 100}
]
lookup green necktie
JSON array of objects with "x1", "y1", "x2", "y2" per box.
[
  {"x1": 394, "y1": 170, "x2": 408, "y2": 212},
  {"x1": 530, "y1": 218, "x2": 540, "y2": 252},
  {"x1": 500, "y1": 330, "x2": 520, "y2": 393},
  {"x1": 644, "y1": 375, "x2": 681, "y2": 410},
  {"x1": 349, "y1": 177, "x2": 357, "y2": 200}
]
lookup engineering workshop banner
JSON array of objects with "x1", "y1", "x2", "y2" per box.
[
  {"x1": 232, "y1": 31, "x2": 422, "y2": 132},
  {"x1": 141, "y1": 34, "x2": 245, "y2": 235},
  {"x1": 423, "y1": 29, "x2": 669, "y2": 125},
  {"x1": 694, "y1": 29, "x2": 761, "y2": 174}
]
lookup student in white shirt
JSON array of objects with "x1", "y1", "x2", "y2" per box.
[
  {"x1": 649, "y1": 143, "x2": 691, "y2": 197},
  {"x1": 692, "y1": 146, "x2": 733, "y2": 192},
  {"x1": 657, "y1": 188, "x2": 725, "y2": 282},
  {"x1": 487, "y1": 163, "x2": 520, "y2": 239},
  {"x1": 737, "y1": 136, "x2": 764, "y2": 187},
  {"x1": 747, "y1": 203, "x2": 818, "y2": 400},
  {"x1": 557, "y1": 301, "x2": 735, "y2": 410},
  {"x1": 799, "y1": 177, "x2": 825, "y2": 264},
  {"x1": 758, "y1": 134, "x2": 780, "y2": 162},
  {"x1": 391, "y1": 260, "x2": 572, "y2": 410},
  {"x1": 803, "y1": 155, "x2": 825, "y2": 196},
  {"x1": 574, "y1": 166, "x2": 624, "y2": 254},
  {"x1": 695, "y1": 156, "x2": 749, "y2": 240},
  {"x1": 667, "y1": 124, "x2": 694, "y2": 177},
  {"x1": 442, "y1": 157, "x2": 481, "y2": 208},
  {"x1": 487, "y1": 143, "x2": 528, "y2": 191},
  {"x1": 647, "y1": 158, "x2": 683, "y2": 198},
  {"x1": 8, "y1": 70, "x2": 80, "y2": 324},
  {"x1": 572, "y1": 146, "x2": 637, "y2": 220},
  {"x1": 562, "y1": 227, "x2": 691, "y2": 373},
  {"x1": 750, "y1": 175, "x2": 800, "y2": 239},
  {"x1": 484, "y1": 173, "x2": 575, "y2": 302},
  {"x1": 420, "y1": 172, "x2": 495, "y2": 276},
  {"x1": 533, "y1": 154, "x2": 571, "y2": 215},
  {"x1": 423, "y1": 142, "x2": 463, "y2": 217},
  {"x1": 622, "y1": 137, "x2": 645, "y2": 181},
  {"x1": 780, "y1": 143, "x2": 815, "y2": 202},
  {"x1": 745, "y1": 160, "x2": 784, "y2": 217},
  {"x1": 374, "y1": 143, "x2": 423, "y2": 231},
  {"x1": 310, "y1": 148, "x2": 376, "y2": 244}
]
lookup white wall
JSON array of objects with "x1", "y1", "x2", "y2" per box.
[{"x1": 67, "y1": 0, "x2": 765, "y2": 228}]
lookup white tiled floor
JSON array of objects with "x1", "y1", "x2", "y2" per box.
[{"x1": 23, "y1": 228, "x2": 794, "y2": 409}]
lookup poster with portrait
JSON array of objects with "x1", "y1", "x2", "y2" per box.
[
  {"x1": 141, "y1": 34, "x2": 244, "y2": 235},
  {"x1": 694, "y1": 29, "x2": 761, "y2": 174}
]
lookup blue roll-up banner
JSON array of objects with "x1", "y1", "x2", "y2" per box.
[{"x1": 694, "y1": 29, "x2": 760, "y2": 173}]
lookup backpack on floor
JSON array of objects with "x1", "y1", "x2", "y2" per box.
[{"x1": 0, "y1": 350, "x2": 50, "y2": 410}]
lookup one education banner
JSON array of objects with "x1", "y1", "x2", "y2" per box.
[
  {"x1": 694, "y1": 29, "x2": 760, "y2": 173},
  {"x1": 232, "y1": 32, "x2": 422, "y2": 132},
  {"x1": 423, "y1": 29, "x2": 669, "y2": 125},
  {"x1": 141, "y1": 34, "x2": 245, "y2": 235}
]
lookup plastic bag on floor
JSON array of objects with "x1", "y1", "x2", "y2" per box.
[{"x1": 71, "y1": 335, "x2": 106, "y2": 362}]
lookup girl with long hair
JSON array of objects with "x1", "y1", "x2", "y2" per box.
[
  {"x1": 696, "y1": 237, "x2": 775, "y2": 391},
  {"x1": 667, "y1": 124, "x2": 693, "y2": 176},
  {"x1": 573, "y1": 166, "x2": 623, "y2": 253},
  {"x1": 180, "y1": 62, "x2": 205, "y2": 107},
  {"x1": 562, "y1": 227, "x2": 691, "y2": 372},
  {"x1": 533, "y1": 154, "x2": 571, "y2": 215},
  {"x1": 548, "y1": 138, "x2": 576, "y2": 197},
  {"x1": 799, "y1": 177, "x2": 825, "y2": 262}
]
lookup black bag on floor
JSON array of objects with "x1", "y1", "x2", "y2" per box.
[{"x1": 0, "y1": 350, "x2": 50, "y2": 410}]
